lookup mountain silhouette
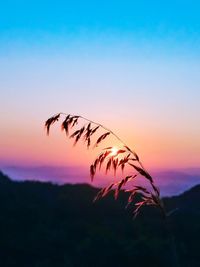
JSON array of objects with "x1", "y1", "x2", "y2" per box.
[{"x1": 0, "y1": 170, "x2": 200, "y2": 267}]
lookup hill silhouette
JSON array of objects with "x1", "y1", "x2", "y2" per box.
[{"x1": 0, "y1": 170, "x2": 200, "y2": 267}]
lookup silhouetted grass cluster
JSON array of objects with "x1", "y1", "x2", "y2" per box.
[{"x1": 45, "y1": 113, "x2": 165, "y2": 218}]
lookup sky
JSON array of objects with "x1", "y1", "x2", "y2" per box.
[{"x1": 1, "y1": 0, "x2": 200, "y2": 179}]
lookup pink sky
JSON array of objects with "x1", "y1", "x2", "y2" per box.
[{"x1": 1, "y1": 108, "x2": 199, "y2": 171}]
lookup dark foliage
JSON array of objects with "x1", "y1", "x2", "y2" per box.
[{"x1": 0, "y1": 171, "x2": 200, "y2": 267}]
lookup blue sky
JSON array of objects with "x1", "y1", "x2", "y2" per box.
[{"x1": 1, "y1": 0, "x2": 200, "y2": 55}]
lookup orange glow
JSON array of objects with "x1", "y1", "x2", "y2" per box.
[
  {"x1": 109, "y1": 146, "x2": 119, "y2": 157},
  {"x1": 1, "y1": 111, "x2": 200, "y2": 171}
]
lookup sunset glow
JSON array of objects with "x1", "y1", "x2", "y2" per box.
[
  {"x1": 0, "y1": 1, "x2": 200, "y2": 192},
  {"x1": 109, "y1": 147, "x2": 119, "y2": 157}
]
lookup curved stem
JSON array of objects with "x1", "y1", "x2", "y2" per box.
[
  {"x1": 59, "y1": 112, "x2": 163, "y2": 210},
  {"x1": 60, "y1": 112, "x2": 138, "y2": 158}
]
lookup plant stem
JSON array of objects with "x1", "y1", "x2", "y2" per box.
[
  {"x1": 59, "y1": 112, "x2": 165, "y2": 216},
  {"x1": 164, "y1": 215, "x2": 180, "y2": 267}
]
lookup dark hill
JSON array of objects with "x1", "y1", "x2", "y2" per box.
[
  {"x1": 0, "y1": 170, "x2": 200, "y2": 267},
  {"x1": 0, "y1": 170, "x2": 11, "y2": 184}
]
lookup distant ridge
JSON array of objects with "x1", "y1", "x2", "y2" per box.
[
  {"x1": 1, "y1": 168, "x2": 200, "y2": 203},
  {"x1": 2, "y1": 166, "x2": 200, "y2": 196}
]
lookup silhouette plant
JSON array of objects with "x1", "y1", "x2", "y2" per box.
[{"x1": 45, "y1": 112, "x2": 165, "y2": 218}]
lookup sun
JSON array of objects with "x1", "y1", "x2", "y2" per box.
[{"x1": 110, "y1": 146, "x2": 118, "y2": 157}]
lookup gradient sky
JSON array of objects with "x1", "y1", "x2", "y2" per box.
[{"x1": 1, "y1": 0, "x2": 200, "y2": 172}]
